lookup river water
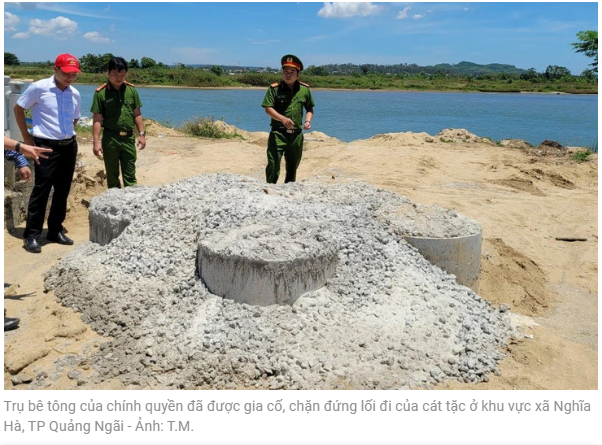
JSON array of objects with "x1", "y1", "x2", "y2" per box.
[{"x1": 73, "y1": 84, "x2": 597, "y2": 147}]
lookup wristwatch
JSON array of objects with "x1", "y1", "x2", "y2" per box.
[
  {"x1": 139, "y1": 131, "x2": 146, "y2": 137},
  {"x1": 15, "y1": 141, "x2": 22, "y2": 153}
]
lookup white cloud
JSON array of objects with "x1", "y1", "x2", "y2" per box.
[
  {"x1": 4, "y1": 11, "x2": 21, "y2": 31},
  {"x1": 318, "y1": 2, "x2": 382, "y2": 19},
  {"x1": 83, "y1": 31, "x2": 113, "y2": 43},
  {"x1": 12, "y1": 32, "x2": 29, "y2": 39},
  {"x1": 6, "y1": 2, "x2": 117, "y2": 19},
  {"x1": 397, "y1": 7, "x2": 427, "y2": 21},
  {"x1": 396, "y1": 6, "x2": 411, "y2": 20},
  {"x1": 21, "y1": 16, "x2": 79, "y2": 40}
]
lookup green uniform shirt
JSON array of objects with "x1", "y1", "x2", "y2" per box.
[
  {"x1": 90, "y1": 82, "x2": 142, "y2": 132},
  {"x1": 261, "y1": 80, "x2": 315, "y2": 129}
]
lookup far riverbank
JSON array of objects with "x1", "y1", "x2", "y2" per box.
[{"x1": 4, "y1": 65, "x2": 598, "y2": 94}]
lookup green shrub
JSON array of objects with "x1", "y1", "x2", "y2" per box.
[
  {"x1": 178, "y1": 116, "x2": 240, "y2": 139},
  {"x1": 571, "y1": 150, "x2": 592, "y2": 162}
]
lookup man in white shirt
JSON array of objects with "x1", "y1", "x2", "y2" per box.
[{"x1": 14, "y1": 53, "x2": 82, "y2": 253}]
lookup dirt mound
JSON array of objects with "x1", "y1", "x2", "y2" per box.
[
  {"x1": 480, "y1": 238, "x2": 553, "y2": 316},
  {"x1": 360, "y1": 131, "x2": 433, "y2": 147},
  {"x1": 305, "y1": 131, "x2": 341, "y2": 142},
  {"x1": 68, "y1": 155, "x2": 107, "y2": 214},
  {"x1": 521, "y1": 167, "x2": 576, "y2": 190},
  {"x1": 492, "y1": 176, "x2": 546, "y2": 196},
  {"x1": 498, "y1": 139, "x2": 533, "y2": 149},
  {"x1": 517, "y1": 139, "x2": 591, "y2": 160},
  {"x1": 143, "y1": 119, "x2": 187, "y2": 137},
  {"x1": 436, "y1": 128, "x2": 497, "y2": 145}
]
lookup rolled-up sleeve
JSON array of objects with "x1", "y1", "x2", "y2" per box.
[{"x1": 4, "y1": 149, "x2": 29, "y2": 169}]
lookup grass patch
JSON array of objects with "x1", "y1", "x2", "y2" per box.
[
  {"x1": 75, "y1": 124, "x2": 93, "y2": 136},
  {"x1": 571, "y1": 150, "x2": 592, "y2": 162},
  {"x1": 178, "y1": 116, "x2": 242, "y2": 139}
]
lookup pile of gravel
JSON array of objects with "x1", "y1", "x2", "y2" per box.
[{"x1": 45, "y1": 173, "x2": 514, "y2": 389}]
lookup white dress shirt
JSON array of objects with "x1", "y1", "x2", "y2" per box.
[{"x1": 17, "y1": 75, "x2": 82, "y2": 140}]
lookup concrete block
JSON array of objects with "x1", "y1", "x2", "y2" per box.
[
  {"x1": 88, "y1": 210, "x2": 131, "y2": 246},
  {"x1": 199, "y1": 224, "x2": 338, "y2": 306},
  {"x1": 403, "y1": 231, "x2": 482, "y2": 291}
]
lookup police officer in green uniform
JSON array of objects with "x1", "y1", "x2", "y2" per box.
[
  {"x1": 262, "y1": 54, "x2": 315, "y2": 183},
  {"x1": 91, "y1": 57, "x2": 146, "y2": 189}
]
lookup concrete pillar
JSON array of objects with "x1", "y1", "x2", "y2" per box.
[
  {"x1": 4, "y1": 76, "x2": 11, "y2": 136},
  {"x1": 5, "y1": 78, "x2": 26, "y2": 140},
  {"x1": 199, "y1": 225, "x2": 339, "y2": 306},
  {"x1": 4, "y1": 76, "x2": 32, "y2": 230},
  {"x1": 403, "y1": 231, "x2": 482, "y2": 292}
]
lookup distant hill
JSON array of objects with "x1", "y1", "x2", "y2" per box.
[
  {"x1": 157, "y1": 61, "x2": 529, "y2": 76},
  {"x1": 303, "y1": 61, "x2": 527, "y2": 76},
  {"x1": 432, "y1": 61, "x2": 527, "y2": 75},
  {"x1": 185, "y1": 64, "x2": 262, "y2": 71},
  {"x1": 186, "y1": 60, "x2": 528, "y2": 76}
]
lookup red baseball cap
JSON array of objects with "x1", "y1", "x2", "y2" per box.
[{"x1": 54, "y1": 53, "x2": 81, "y2": 73}]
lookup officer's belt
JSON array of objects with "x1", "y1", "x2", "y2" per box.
[
  {"x1": 34, "y1": 136, "x2": 76, "y2": 146},
  {"x1": 272, "y1": 127, "x2": 302, "y2": 134},
  {"x1": 104, "y1": 128, "x2": 134, "y2": 137}
]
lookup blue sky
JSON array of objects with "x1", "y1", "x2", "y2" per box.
[{"x1": 3, "y1": 2, "x2": 599, "y2": 74}]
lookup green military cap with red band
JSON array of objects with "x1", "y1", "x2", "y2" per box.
[{"x1": 281, "y1": 54, "x2": 303, "y2": 72}]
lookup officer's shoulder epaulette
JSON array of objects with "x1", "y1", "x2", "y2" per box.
[
  {"x1": 299, "y1": 81, "x2": 310, "y2": 88},
  {"x1": 95, "y1": 83, "x2": 107, "y2": 92},
  {"x1": 125, "y1": 81, "x2": 136, "y2": 87},
  {"x1": 270, "y1": 82, "x2": 279, "y2": 88}
]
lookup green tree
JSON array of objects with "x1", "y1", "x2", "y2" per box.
[
  {"x1": 544, "y1": 65, "x2": 571, "y2": 80},
  {"x1": 4, "y1": 52, "x2": 20, "y2": 66},
  {"x1": 210, "y1": 65, "x2": 224, "y2": 76},
  {"x1": 305, "y1": 65, "x2": 329, "y2": 76},
  {"x1": 520, "y1": 68, "x2": 540, "y2": 81},
  {"x1": 141, "y1": 56, "x2": 157, "y2": 69},
  {"x1": 129, "y1": 58, "x2": 140, "y2": 69},
  {"x1": 572, "y1": 30, "x2": 598, "y2": 73},
  {"x1": 80, "y1": 53, "x2": 114, "y2": 73}
]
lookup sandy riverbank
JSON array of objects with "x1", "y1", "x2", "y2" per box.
[{"x1": 3, "y1": 124, "x2": 597, "y2": 390}]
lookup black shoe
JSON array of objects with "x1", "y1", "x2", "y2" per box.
[
  {"x1": 4, "y1": 316, "x2": 20, "y2": 331},
  {"x1": 24, "y1": 237, "x2": 42, "y2": 253},
  {"x1": 46, "y1": 232, "x2": 74, "y2": 245}
]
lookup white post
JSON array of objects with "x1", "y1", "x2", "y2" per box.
[{"x1": 5, "y1": 77, "x2": 26, "y2": 140}]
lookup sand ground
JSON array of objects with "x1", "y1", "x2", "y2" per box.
[{"x1": 3, "y1": 123, "x2": 598, "y2": 390}]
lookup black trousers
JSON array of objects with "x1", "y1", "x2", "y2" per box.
[{"x1": 24, "y1": 137, "x2": 78, "y2": 239}]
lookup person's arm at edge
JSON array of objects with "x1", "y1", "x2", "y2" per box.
[
  {"x1": 92, "y1": 113, "x2": 103, "y2": 157},
  {"x1": 3, "y1": 135, "x2": 51, "y2": 164},
  {"x1": 134, "y1": 108, "x2": 146, "y2": 150},
  {"x1": 304, "y1": 109, "x2": 314, "y2": 130},
  {"x1": 13, "y1": 104, "x2": 34, "y2": 146},
  {"x1": 4, "y1": 146, "x2": 32, "y2": 182}
]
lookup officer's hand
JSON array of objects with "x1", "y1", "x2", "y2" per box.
[
  {"x1": 93, "y1": 145, "x2": 103, "y2": 159},
  {"x1": 137, "y1": 135, "x2": 146, "y2": 150},
  {"x1": 282, "y1": 117, "x2": 294, "y2": 130}
]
